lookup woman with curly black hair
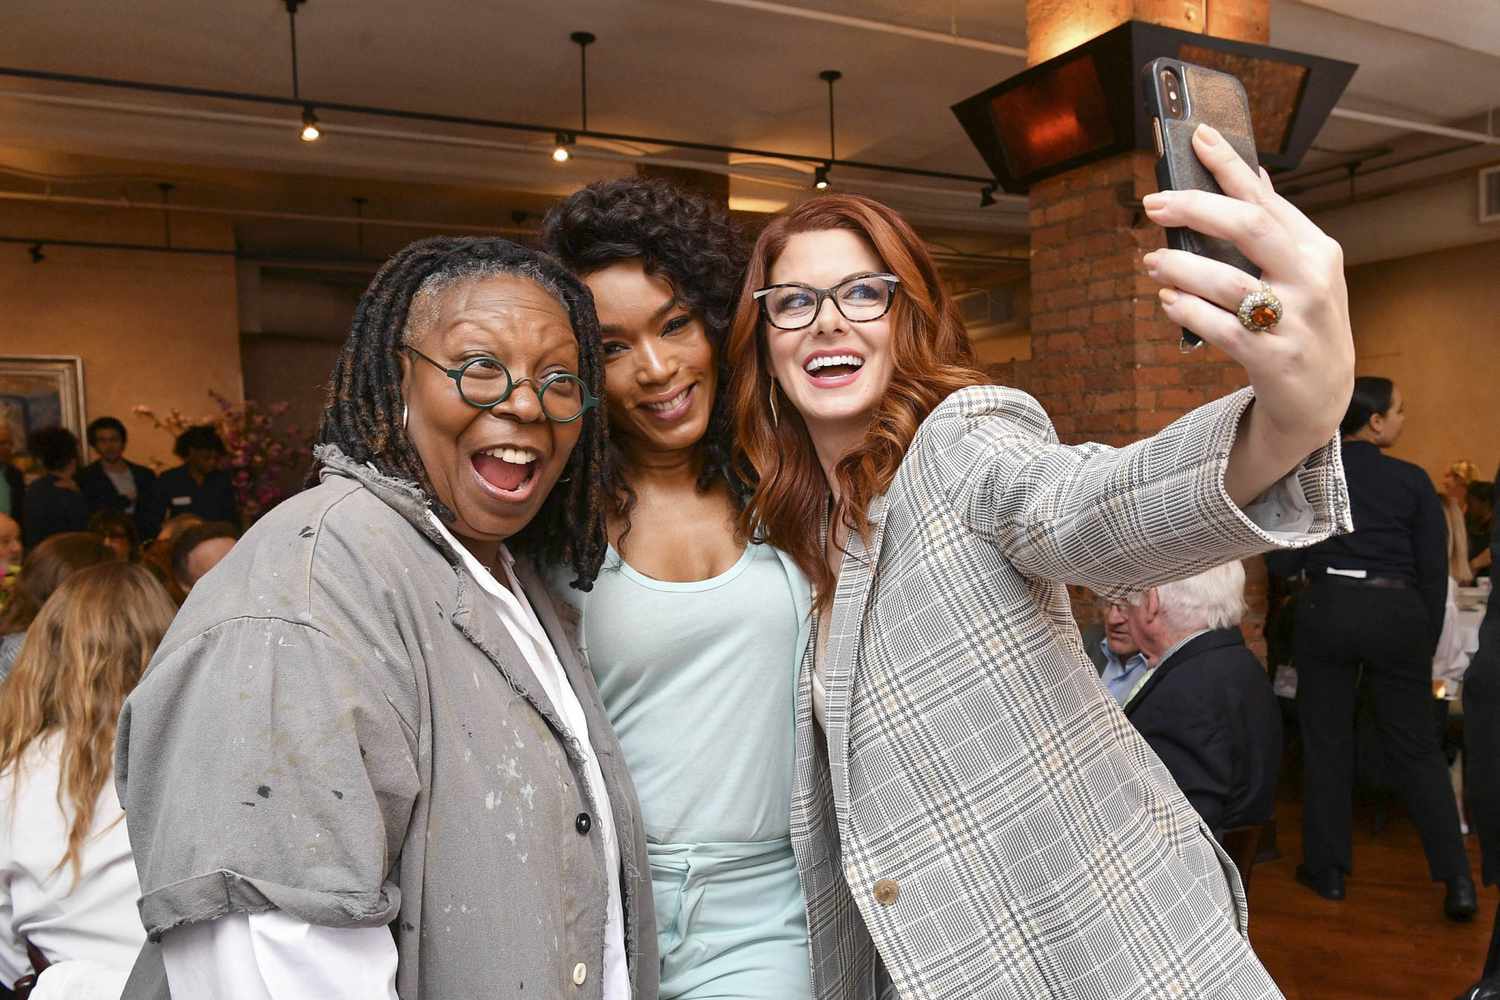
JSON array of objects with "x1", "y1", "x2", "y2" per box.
[{"x1": 543, "y1": 178, "x2": 814, "y2": 1000}]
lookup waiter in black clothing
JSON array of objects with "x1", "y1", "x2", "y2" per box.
[
  {"x1": 147, "y1": 424, "x2": 241, "y2": 533},
  {"x1": 1268, "y1": 376, "x2": 1477, "y2": 921}
]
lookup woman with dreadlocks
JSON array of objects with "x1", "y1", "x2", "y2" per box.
[
  {"x1": 114, "y1": 238, "x2": 657, "y2": 1000},
  {"x1": 542, "y1": 179, "x2": 813, "y2": 999}
]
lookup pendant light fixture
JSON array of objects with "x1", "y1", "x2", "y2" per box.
[
  {"x1": 554, "y1": 31, "x2": 595, "y2": 164},
  {"x1": 814, "y1": 69, "x2": 840, "y2": 190},
  {"x1": 286, "y1": 0, "x2": 320, "y2": 142}
]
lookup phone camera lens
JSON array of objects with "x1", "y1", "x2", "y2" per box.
[{"x1": 1160, "y1": 67, "x2": 1185, "y2": 118}]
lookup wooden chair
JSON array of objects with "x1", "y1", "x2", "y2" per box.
[{"x1": 1220, "y1": 824, "x2": 1264, "y2": 893}]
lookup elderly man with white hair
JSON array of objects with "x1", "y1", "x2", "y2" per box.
[{"x1": 1120, "y1": 561, "x2": 1283, "y2": 841}]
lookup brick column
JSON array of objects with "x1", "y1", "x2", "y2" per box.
[{"x1": 1013, "y1": 0, "x2": 1273, "y2": 645}]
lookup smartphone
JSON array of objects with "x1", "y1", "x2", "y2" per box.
[{"x1": 1142, "y1": 58, "x2": 1261, "y2": 350}]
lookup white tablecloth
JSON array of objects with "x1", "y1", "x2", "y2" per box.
[{"x1": 1436, "y1": 587, "x2": 1489, "y2": 688}]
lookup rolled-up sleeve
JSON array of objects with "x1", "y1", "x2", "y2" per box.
[
  {"x1": 115, "y1": 617, "x2": 421, "y2": 941},
  {"x1": 921, "y1": 385, "x2": 1351, "y2": 596}
]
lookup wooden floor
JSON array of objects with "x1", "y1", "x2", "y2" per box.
[{"x1": 1248, "y1": 798, "x2": 1492, "y2": 999}]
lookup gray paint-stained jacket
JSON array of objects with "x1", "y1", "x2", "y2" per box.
[{"x1": 115, "y1": 446, "x2": 658, "y2": 999}]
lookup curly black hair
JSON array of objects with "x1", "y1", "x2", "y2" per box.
[
  {"x1": 173, "y1": 425, "x2": 226, "y2": 459},
  {"x1": 540, "y1": 177, "x2": 750, "y2": 525},
  {"x1": 27, "y1": 426, "x2": 79, "y2": 473},
  {"x1": 313, "y1": 236, "x2": 609, "y2": 590}
]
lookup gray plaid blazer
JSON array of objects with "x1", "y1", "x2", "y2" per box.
[{"x1": 793, "y1": 385, "x2": 1350, "y2": 1000}]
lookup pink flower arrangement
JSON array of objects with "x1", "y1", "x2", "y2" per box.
[{"x1": 134, "y1": 393, "x2": 314, "y2": 523}]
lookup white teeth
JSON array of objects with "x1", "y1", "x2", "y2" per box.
[
  {"x1": 644, "y1": 386, "x2": 691, "y2": 412},
  {"x1": 804, "y1": 354, "x2": 865, "y2": 374},
  {"x1": 478, "y1": 446, "x2": 539, "y2": 464}
]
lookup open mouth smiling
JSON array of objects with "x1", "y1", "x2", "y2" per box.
[
  {"x1": 803, "y1": 352, "x2": 865, "y2": 386},
  {"x1": 471, "y1": 444, "x2": 542, "y2": 498},
  {"x1": 640, "y1": 383, "x2": 696, "y2": 421}
]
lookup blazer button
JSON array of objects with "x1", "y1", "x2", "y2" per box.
[
  {"x1": 575, "y1": 812, "x2": 592, "y2": 835},
  {"x1": 572, "y1": 962, "x2": 588, "y2": 986},
  {"x1": 873, "y1": 878, "x2": 900, "y2": 906}
]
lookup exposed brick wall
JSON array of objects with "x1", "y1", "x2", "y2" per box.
[
  {"x1": 1023, "y1": 150, "x2": 1247, "y2": 443},
  {"x1": 1026, "y1": 1, "x2": 1269, "y2": 65}
]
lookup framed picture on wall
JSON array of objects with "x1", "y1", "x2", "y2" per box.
[{"x1": 0, "y1": 355, "x2": 87, "y2": 471}]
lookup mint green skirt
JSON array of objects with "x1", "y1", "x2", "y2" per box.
[{"x1": 650, "y1": 837, "x2": 812, "y2": 999}]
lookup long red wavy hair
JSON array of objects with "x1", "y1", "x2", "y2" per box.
[{"x1": 728, "y1": 194, "x2": 989, "y2": 609}]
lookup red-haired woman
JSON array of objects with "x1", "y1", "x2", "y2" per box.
[{"x1": 727, "y1": 128, "x2": 1353, "y2": 998}]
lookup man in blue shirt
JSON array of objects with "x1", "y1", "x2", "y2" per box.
[{"x1": 1098, "y1": 598, "x2": 1151, "y2": 705}]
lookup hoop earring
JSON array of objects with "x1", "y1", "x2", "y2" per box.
[
  {"x1": 768, "y1": 380, "x2": 780, "y2": 428},
  {"x1": 401, "y1": 404, "x2": 409, "y2": 431}
]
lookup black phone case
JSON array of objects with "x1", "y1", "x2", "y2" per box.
[{"x1": 1143, "y1": 59, "x2": 1261, "y2": 348}]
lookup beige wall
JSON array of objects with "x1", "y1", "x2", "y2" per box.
[
  {"x1": 240, "y1": 334, "x2": 343, "y2": 449},
  {"x1": 1314, "y1": 171, "x2": 1499, "y2": 269},
  {"x1": 0, "y1": 200, "x2": 241, "y2": 471},
  {"x1": 1345, "y1": 238, "x2": 1500, "y2": 484}
]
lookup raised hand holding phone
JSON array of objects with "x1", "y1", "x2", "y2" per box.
[{"x1": 1141, "y1": 120, "x2": 1354, "y2": 507}]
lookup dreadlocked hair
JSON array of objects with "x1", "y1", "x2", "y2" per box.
[
  {"x1": 314, "y1": 235, "x2": 611, "y2": 590},
  {"x1": 540, "y1": 178, "x2": 751, "y2": 537}
]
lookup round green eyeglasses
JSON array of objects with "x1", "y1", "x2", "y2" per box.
[{"x1": 403, "y1": 346, "x2": 596, "y2": 424}]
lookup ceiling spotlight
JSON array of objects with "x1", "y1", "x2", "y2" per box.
[
  {"x1": 980, "y1": 184, "x2": 996, "y2": 208},
  {"x1": 552, "y1": 131, "x2": 574, "y2": 163},
  {"x1": 300, "y1": 105, "x2": 321, "y2": 142},
  {"x1": 285, "y1": 4, "x2": 319, "y2": 142},
  {"x1": 814, "y1": 70, "x2": 840, "y2": 193}
]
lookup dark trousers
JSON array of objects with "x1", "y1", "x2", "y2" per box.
[
  {"x1": 1465, "y1": 632, "x2": 1500, "y2": 886},
  {"x1": 1489, "y1": 902, "x2": 1500, "y2": 979},
  {"x1": 1295, "y1": 581, "x2": 1470, "y2": 880}
]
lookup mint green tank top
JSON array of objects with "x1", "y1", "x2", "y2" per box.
[{"x1": 555, "y1": 542, "x2": 805, "y2": 844}]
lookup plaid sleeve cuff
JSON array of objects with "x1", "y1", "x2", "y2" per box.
[{"x1": 1213, "y1": 387, "x2": 1352, "y2": 550}]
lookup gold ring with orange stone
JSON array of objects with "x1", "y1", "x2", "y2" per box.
[{"x1": 1237, "y1": 282, "x2": 1283, "y2": 332}]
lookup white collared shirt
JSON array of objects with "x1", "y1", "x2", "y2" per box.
[{"x1": 161, "y1": 521, "x2": 630, "y2": 1000}]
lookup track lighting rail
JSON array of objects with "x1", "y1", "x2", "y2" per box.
[{"x1": 0, "y1": 65, "x2": 997, "y2": 187}]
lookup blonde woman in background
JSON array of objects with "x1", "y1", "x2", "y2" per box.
[
  {"x1": 1437, "y1": 503, "x2": 1476, "y2": 687},
  {"x1": 1442, "y1": 459, "x2": 1492, "y2": 577},
  {"x1": 1443, "y1": 459, "x2": 1478, "y2": 508},
  {"x1": 1444, "y1": 460, "x2": 1477, "y2": 585},
  {"x1": 0, "y1": 562, "x2": 176, "y2": 999},
  {"x1": 1435, "y1": 460, "x2": 1479, "y2": 686}
]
